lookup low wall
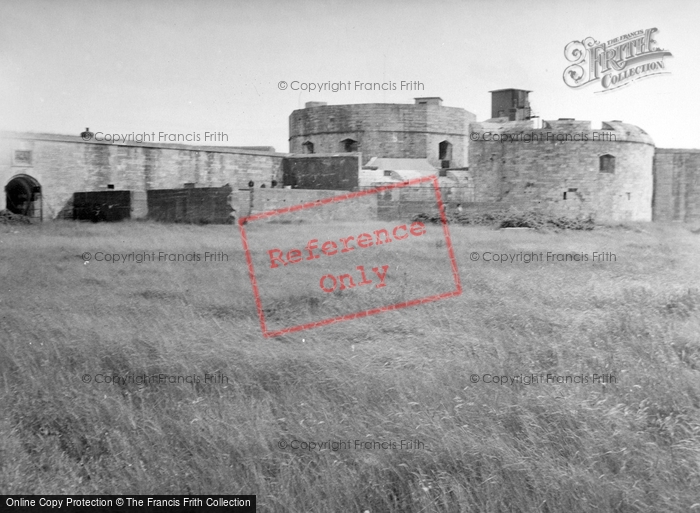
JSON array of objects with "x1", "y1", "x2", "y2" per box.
[
  {"x1": 72, "y1": 190, "x2": 132, "y2": 221},
  {"x1": 148, "y1": 185, "x2": 233, "y2": 224},
  {"x1": 283, "y1": 154, "x2": 361, "y2": 190},
  {"x1": 70, "y1": 190, "x2": 148, "y2": 221},
  {"x1": 653, "y1": 149, "x2": 700, "y2": 222},
  {"x1": 231, "y1": 188, "x2": 378, "y2": 223}
]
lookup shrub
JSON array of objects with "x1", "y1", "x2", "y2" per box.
[{"x1": 412, "y1": 209, "x2": 596, "y2": 231}]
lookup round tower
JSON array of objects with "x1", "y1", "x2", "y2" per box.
[
  {"x1": 289, "y1": 99, "x2": 476, "y2": 168},
  {"x1": 467, "y1": 119, "x2": 655, "y2": 221}
]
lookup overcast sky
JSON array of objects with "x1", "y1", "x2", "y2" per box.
[{"x1": 0, "y1": 0, "x2": 696, "y2": 151}]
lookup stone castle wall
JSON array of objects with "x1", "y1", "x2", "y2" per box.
[
  {"x1": 468, "y1": 120, "x2": 655, "y2": 222},
  {"x1": 0, "y1": 133, "x2": 285, "y2": 219},
  {"x1": 289, "y1": 103, "x2": 475, "y2": 168},
  {"x1": 652, "y1": 149, "x2": 700, "y2": 222},
  {"x1": 4, "y1": 108, "x2": 699, "y2": 225}
]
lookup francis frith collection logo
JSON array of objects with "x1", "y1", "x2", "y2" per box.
[{"x1": 563, "y1": 28, "x2": 672, "y2": 93}]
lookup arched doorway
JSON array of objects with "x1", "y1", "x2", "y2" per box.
[{"x1": 5, "y1": 174, "x2": 42, "y2": 220}]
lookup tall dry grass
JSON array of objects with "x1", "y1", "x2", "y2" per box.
[{"x1": 1, "y1": 219, "x2": 699, "y2": 512}]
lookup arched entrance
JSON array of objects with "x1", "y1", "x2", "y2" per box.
[{"x1": 5, "y1": 174, "x2": 42, "y2": 220}]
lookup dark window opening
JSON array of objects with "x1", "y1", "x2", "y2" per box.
[
  {"x1": 383, "y1": 170, "x2": 392, "y2": 177},
  {"x1": 302, "y1": 141, "x2": 314, "y2": 154},
  {"x1": 439, "y1": 141, "x2": 452, "y2": 161},
  {"x1": 600, "y1": 154, "x2": 615, "y2": 173},
  {"x1": 439, "y1": 140, "x2": 452, "y2": 169},
  {"x1": 563, "y1": 192, "x2": 567, "y2": 200},
  {"x1": 341, "y1": 138, "x2": 358, "y2": 152},
  {"x1": 107, "y1": 184, "x2": 115, "y2": 189}
]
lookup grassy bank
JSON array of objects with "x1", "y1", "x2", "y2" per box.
[{"x1": 1, "y1": 220, "x2": 699, "y2": 512}]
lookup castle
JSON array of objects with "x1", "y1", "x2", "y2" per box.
[{"x1": 1, "y1": 89, "x2": 698, "y2": 223}]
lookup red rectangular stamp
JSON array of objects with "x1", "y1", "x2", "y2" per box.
[{"x1": 238, "y1": 175, "x2": 461, "y2": 337}]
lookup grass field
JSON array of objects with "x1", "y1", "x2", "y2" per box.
[{"x1": 1, "y1": 219, "x2": 699, "y2": 512}]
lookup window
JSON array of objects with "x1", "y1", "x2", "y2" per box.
[
  {"x1": 439, "y1": 140, "x2": 452, "y2": 168},
  {"x1": 439, "y1": 169, "x2": 447, "y2": 177},
  {"x1": 107, "y1": 184, "x2": 115, "y2": 189},
  {"x1": 302, "y1": 141, "x2": 314, "y2": 154},
  {"x1": 563, "y1": 192, "x2": 567, "y2": 200},
  {"x1": 439, "y1": 141, "x2": 452, "y2": 161},
  {"x1": 13, "y1": 150, "x2": 32, "y2": 166},
  {"x1": 341, "y1": 138, "x2": 358, "y2": 152},
  {"x1": 383, "y1": 170, "x2": 392, "y2": 177},
  {"x1": 600, "y1": 154, "x2": 615, "y2": 173}
]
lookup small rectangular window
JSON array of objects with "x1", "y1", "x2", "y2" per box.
[
  {"x1": 600, "y1": 154, "x2": 615, "y2": 173},
  {"x1": 14, "y1": 150, "x2": 32, "y2": 166}
]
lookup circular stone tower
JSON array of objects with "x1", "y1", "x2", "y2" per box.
[
  {"x1": 467, "y1": 119, "x2": 655, "y2": 221},
  {"x1": 289, "y1": 98, "x2": 476, "y2": 168}
]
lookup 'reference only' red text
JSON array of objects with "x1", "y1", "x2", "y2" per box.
[{"x1": 267, "y1": 221, "x2": 426, "y2": 269}]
